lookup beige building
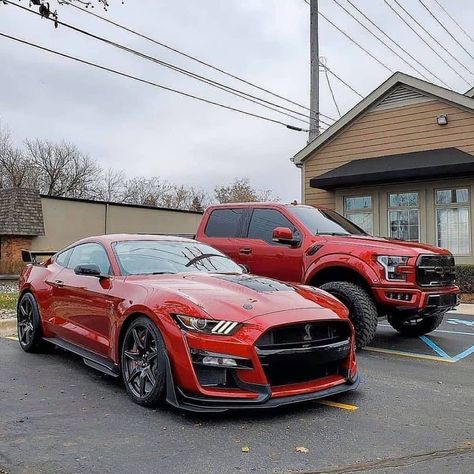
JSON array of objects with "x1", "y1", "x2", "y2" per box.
[
  {"x1": 0, "y1": 189, "x2": 202, "y2": 274},
  {"x1": 293, "y1": 72, "x2": 474, "y2": 265}
]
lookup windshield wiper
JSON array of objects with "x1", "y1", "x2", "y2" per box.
[
  {"x1": 185, "y1": 253, "x2": 226, "y2": 267},
  {"x1": 151, "y1": 271, "x2": 175, "y2": 275},
  {"x1": 316, "y1": 232, "x2": 351, "y2": 236}
]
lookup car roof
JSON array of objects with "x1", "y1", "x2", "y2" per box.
[{"x1": 73, "y1": 234, "x2": 196, "y2": 246}]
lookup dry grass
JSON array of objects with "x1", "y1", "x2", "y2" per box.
[{"x1": 0, "y1": 293, "x2": 18, "y2": 311}]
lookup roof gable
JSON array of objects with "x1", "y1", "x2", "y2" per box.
[{"x1": 294, "y1": 72, "x2": 474, "y2": 165}]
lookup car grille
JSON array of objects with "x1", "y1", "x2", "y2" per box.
[
  {"x1": 416, "y1": 255, "x2": 456, "y2": 287},
  {"x1": 255, "y1": 322, "x2": 351, "y2": 386}
]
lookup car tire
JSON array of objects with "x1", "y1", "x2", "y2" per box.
[
  {"x1": 121, "y1": 316, "x2": 167, "y2": 407},
  {"x1": 320, "y1": 281, "x2": 378, "y2": 350},
  {"x1": 17, "y1": 292, "x2": 46, "y2": 352},
  {"x1": 387, "y1": 312, "x2": 445, "y2": 337}
]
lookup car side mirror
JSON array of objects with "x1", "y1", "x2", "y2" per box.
[
  {"x1": 74, "y1": 264, "x2": 103, "y2": 278},
  {"x1": 272, "y1": 227, "x2": 299, "y2": 246}
]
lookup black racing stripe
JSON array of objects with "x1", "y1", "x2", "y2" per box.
[{"x1": 213, "y1": 274, "x2": 293, "y2": 292}]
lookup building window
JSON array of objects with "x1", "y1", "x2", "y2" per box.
[
  {"x1": 388, "y1": 192, "x2": 420, "y2": 242},
  {"x1": 344, "y1": 196, "x2": 373, "y2": 234},
  {"x1": 436, "y1": 188, "x2": 470, "y2": 255}
]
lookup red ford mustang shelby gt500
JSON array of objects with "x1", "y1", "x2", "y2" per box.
[{"x1": 18, "y1": 235, "x2": 359, "y2": 412}]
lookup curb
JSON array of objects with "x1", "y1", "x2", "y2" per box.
[
  {"x1": 450, "y1": 303, "x2": 474, "y2": 316},
  {"x1": 0, "y1": 318, "x2": 16, "y2": 337}
]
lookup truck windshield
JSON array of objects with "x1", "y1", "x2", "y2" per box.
[
  {"x1": 113, "y1": 240, "x2": 244, "y2": 276},
  {"x1": 287, "y1": 206, "x2": 367, "y2": 236}
]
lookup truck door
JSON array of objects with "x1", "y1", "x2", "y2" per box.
[{"x1": 243, "y1": 208, "x2": 304, "y2": 283}]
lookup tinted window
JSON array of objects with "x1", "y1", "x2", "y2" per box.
[
  {"x1": 68, "y1": 243, "x2": 112, "y2": 275},
  {"x1": 113, "y1": 240, "x2": 243, "y2": 275},
  {"x1": 248, "y1": 209, "x2": 300, "y2": 244},
  {"x1": 55, "y1": 248, "x2": 73, "y2": 267},
  {"x1": 287, "y1": 205, "x2": 366, "y2": 236},
  {"x1": 205, "y1": 209, "x2": 243, "y2": 237}
]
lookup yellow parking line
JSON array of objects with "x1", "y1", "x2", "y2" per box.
[
  {"x1": 1, "y1": 335, "x2": 17, "y2": 341},
  {"x1": 318, "y1": 400, "x2": 358, "y2": 411},
  {"x1": 365, "y1": 346, "x2": 455, "y2": 363}
]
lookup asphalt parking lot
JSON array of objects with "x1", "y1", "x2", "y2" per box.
[{"x1": 0, "y1": 313, "x2": 473, "y2": 474}]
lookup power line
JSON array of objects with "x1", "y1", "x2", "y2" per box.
[
  {"x1": 432, "y1": 0, "x2": 474, "y2": 47},
  {"x1": 417, "y1": 0, "x2": 474, "y2": 63},
  {"x1": 324, "y1": 67, "x2": 341, "y2": 117},
  {"x1": 384, "y1": 0, "x2": 472, "y2": 85},
  {"x1": 4, "y1": 0, "x2": 318, "y2": 127},
  {"x1": 330, "y1": 0, "x2": 432, "y2": 82},
  {"x1": 0, "y1": 31, "x2": 310, "y2": 131},
  {"x1": 342, "y1": 0, "x2": 450, "y2": 88},
  {"x1": 320, "y1": 62, "x2": 364, "y2": 98}
]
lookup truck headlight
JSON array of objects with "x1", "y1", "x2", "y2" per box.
[
  {"x1": 377, "y1": 256, "x2": 409, "y2": 281},
  {"x1": 174, "y1": 315, "x2": 240, "y2": 335}
]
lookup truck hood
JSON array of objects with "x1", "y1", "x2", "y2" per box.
[
  {"x1": 322, "y1": 234, "x2": 451, "y2": 256},
  {"x1": 127, "y1": 273, "x2": 347, "y2": 323}
]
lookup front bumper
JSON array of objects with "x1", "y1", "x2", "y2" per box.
[{"x1": 163, "y1": 313, "x2": 358, "y2": 412}]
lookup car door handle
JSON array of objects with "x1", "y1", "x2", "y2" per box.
[
  {"x1": 54, "y1": 279, "x2": 64, "y2": 288},
  {"x1": 239, "y1": 248, "x2": 252, "y2": 255}
]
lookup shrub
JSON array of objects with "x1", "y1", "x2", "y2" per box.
[{"x1": 455, "y1": 265, "x2": 474, "y2": 294}]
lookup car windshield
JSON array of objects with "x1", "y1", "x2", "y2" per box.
[
  {"x1": 287, "y1": 205, "x2": 367, "y2": 236},
  {"x1": 113, "y1": 240, "x2": 243, "y2": 276}
]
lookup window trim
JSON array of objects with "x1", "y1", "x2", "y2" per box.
[
  {"x1": 387, "y1": 191, "x2": 420, "y2": 242},
  {"x1": 435, "y1": 186, "x2": 471, "y2": 256},
  {"x1": 65, "y1": 241, "x2": 115, "y2": 276},
  {"x1": 343, "y1": 194, "x2": 374, "y2": 235},
  {"x1": 245, "y1": 207, "x2": 303, "y2": 247}
]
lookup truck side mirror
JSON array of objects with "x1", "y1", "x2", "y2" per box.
[{"x1": 272, "y1": 227, "x2": 298, "y2": 246}]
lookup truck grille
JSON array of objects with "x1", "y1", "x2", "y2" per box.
[
  {"x1": 416, "y1": 255, "x2": 456, "y2": 287},
  {"x1": 255, "y1": 322, "x2": 351, "y2": 386}
]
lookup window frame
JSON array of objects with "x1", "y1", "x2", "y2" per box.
[
  {"x1": 343, "y1": 194, "x2": 374, "y2": 235},
  {"x1": 387, "y1": 191, "x2": 420, "y2": 242},
  {"x1": 204, "y1": 208, "x2": 246, "y2": 238},
  {"x1": 435, "y1": 186, "x2": 471, "y2": 256},
  {"x1": 245, "y1": 207, "x2": 302, "y2": 247},
  {"x1": 65, "y1": 242, "x2": 114, "y2": 276}
]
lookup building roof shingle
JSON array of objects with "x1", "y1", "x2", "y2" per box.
[{"x1": 0, "y1": 188, "x2": 45, "y2": 236}]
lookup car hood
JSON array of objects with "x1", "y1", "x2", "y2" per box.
[
  {"x1": 126, "y1": 273, "x2": 348, "y2": 323},
  {"x1": 322, "y1": 234, "x2": 451, "y2": 256}
]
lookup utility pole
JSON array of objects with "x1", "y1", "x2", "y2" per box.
[{"x1": 309, "y1": 0, "x2": 319, "y2": 143}]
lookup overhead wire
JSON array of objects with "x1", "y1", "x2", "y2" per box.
[
  {"x1": 384, "y1": 0, "x2": 473, "y2": 85},
  {"x1": 0, "y1": 31, "x2": 310, "y2": 131},
  {"x1": 320, "y1": 63, "x2": 364, "y2": 98},
  {"x1": 330, "y1": 0, "x2": 432, "y2": 82},
  {"x1": 416, "y1": 0, "x2": 474, "y2": 63},
  {"x1": 432, "y1": 0, "x2": 474, "y2": 47},
  {"x1": 324, "y1": 67, "x2": 341, "y2": 117},
  {"x1": 342, "y1": 0, "x2": 450, "y2": 88},
  {"x1": 3, "y1": 1, "x2": 323, "y2": 127}
]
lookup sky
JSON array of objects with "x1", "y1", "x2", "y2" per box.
[{"x1": 1, "y1": 0, "x2": 474, "y2": 202}]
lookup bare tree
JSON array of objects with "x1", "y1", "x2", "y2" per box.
[
  {"x1": 25, "y1": 139, "x2": 101, "y2": 197},
  {"x1": 214, "y1": 178, "x2": 278, "y2": 204},
  {"x1": 122, "y1": 177, "x2": 174, "y2": 207},
  {"x1": 94, "y1": 168, "x2": 127, "y2": 202}
]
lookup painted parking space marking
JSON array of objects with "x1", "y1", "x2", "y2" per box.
[
  {"x1": 364, "y1": 346, "x2": 455, "y2": 363},
  {"x1": 318, "y1": 400, "x2": 358, "y2": 411},
  {"x1": 378, "y1": 324, "x2": 474, "y2": 337},
  {"x1": 447, "y1": 318, "x2": 474, "y2": 327},
  {"x1": 1, "y1": 335, "x2": 17, "y2": 341}
]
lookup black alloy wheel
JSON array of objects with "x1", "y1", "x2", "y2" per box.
[
  {"x1": 121, "y1": 317, "x2": 166, "y2": 406},
  {"x1": 17, "y1": 292, "x2": 45, "y2": 352}
]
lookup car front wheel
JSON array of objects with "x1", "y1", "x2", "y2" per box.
[
  {"x1": 17, "y1": 292, "x2": 46, "y2": 352},
  {"x1": 387, "y1": 312, "x2": 445, "y2": 337},
  {"x1": 121, "y1": 317, "x2": 167, "y2": 407}
]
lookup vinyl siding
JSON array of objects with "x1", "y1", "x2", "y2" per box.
[{"x1": 304, "y1": 99, "x2": 474, "y2": 208}]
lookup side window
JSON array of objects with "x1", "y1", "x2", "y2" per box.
[
  {"x1": 55, "y1": 248, "x2": 73, "y2": 267},
  {"x1": 67, "y1": 243, "x2": 112, "y2": 275},
  {"x1": 247, "y1": 209, "x2": 300, "y2": 244},
  {"x1": 205, "y1": 209, "x2": 244, "y2": 237}
]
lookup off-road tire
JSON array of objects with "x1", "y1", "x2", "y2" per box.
[
  {"x1": 387, "y1": 312, "x2": 445, "y2": 337},
  {"x1": 320, "y1": 281, "x2": 378, "y2": 349},
  {"x1": 17, "y1": 292, "x2": 47, "y2": 352},
  {"x1": 121, "y1": 316, "x2": 167, "y2": 407}
]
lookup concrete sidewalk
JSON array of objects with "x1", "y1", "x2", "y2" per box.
[{"x1": 450, "y1": 304, "x2": 474, "y2": 315}]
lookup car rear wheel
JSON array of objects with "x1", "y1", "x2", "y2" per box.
[
  {"x1": 17, "y1": 292, "x2": 45, "y2": 352},
  {"x1": 121, "y1": 317, "x2": 167, "y2": 407},
  {"x1": 319, "y1": 281, "x2": 378, "y2": 350},
  {"x1": 387, "y1": 312, "x2": 445, "y2": 337}
]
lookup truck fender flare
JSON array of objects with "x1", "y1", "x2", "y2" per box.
[{"x1": 305, "y1": 254, "x2": 382, "y2": 287}]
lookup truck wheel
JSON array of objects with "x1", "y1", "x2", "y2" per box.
[
  {"x1": 320, "y1": 281, "x2": 378, "y2": 349},
  {"x1": 387, "y1": 312, "x2": 444, "y2": 337}
]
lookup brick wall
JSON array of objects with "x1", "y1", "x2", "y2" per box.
[{"x1": 0, "y1": 236, "x2": 32, "y2": 274}]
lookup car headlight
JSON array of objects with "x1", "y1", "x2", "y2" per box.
[
  {"x1": 174, "y1": 314, "x2": 241, "y2": 335},
  {"x1": 377, "y1": 256, "x2": 409, "y2": 281}
]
